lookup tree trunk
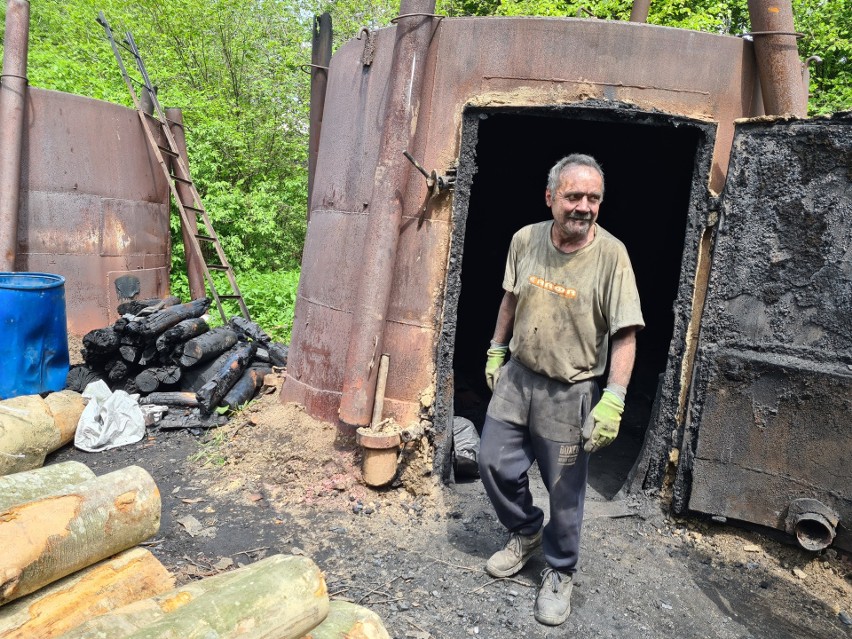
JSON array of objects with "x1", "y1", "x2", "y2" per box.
[
  {"x1": 196, "y1": 342, "x2": 257, "y2": 414},
  {"x1": 0, "y1": 465, "x2": 161, "y2": 605},
  {"x1": 298, "y1": 600, "x2": 390, "y2": 639},
  {"x1": 155, "y1": 317, "x2": 209, "y2": 353},
  {"x1": 0, "y1": 547, "x2": 174, "y2": 639},
  {"x1": 139, "y1": 392, "x2": 199, "y2": 408},
  {"x1": 0, "y1": 392, "x2": 84, "y2": 476},
  {"x1": 0, "y1": 461, "x2": 94, "y2": 512},
  {"x1": 178, "y1": 328, "x2": 239, "y2": 367},
  {"x1": 59, "y1": 555, "x2": 328, "y2": 639},
  {"x1": 222, "y1": 366, "x2": 272, "y2": 410}
]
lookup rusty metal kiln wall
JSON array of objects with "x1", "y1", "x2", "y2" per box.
[
  {"x1": 282, "y1": 17, "x2": 761, "y2": 427},
  {"x1": 13, "y1": 88, "x2": 170, "y2": 335}
]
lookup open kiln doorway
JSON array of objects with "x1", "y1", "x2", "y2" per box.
[{"x1": 443, "y1": 105, "x2": 712, "y2": 498}]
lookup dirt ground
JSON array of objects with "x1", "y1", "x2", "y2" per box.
[{"x1": 54, "y1": 339, "x2": 851, "y2": 638}]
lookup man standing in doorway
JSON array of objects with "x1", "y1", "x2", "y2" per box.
[{"x1": 479, "y1": 154, "x2": 644, "y2": 626}]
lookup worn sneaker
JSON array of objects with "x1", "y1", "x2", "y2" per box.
[
  {"x1": 534, "y1": 568, "x2": 573, "y2": 625},
  {"x1": 485, "y1": 529, "x2": 542, "y2": 578}
]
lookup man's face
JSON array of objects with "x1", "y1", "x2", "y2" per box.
[{"x1": 545, "y1": 165, "x2": 604, "y2": 243}]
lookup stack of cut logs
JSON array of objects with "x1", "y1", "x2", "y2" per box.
[
  {"x1": 68, "y1": 297, "x2": 288, "y2": 427},
  {"x1": 0, "y1": 461, "x2": 390, "y2": 639}
]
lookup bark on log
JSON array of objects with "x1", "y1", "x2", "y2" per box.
[
  {"x1": 43, "y1": 391, "x2": 85, "y2": 444},
  {"x1": 0, "y1": 465, "x2": 161, "y2": 604},
  {"x1": 155, "y1": 318, "x2": 209, "y2": 353},
  {"x1": 0, "y1": 461, "x2": 95, "y2": 512},
  {"x1": 139, "y1": 392, "x2": 198, "y2": 408},
  {"x1": 0, "y1": 392, "x2": 84, "y2": 476},
  {"x1": 0, "y1": 548, "x2": 174, "y2": 639},
  {"x1": 178, "y1": 328, "x2": 239, "y2": 368},
  {"x1": 299, "y1": 600, "x2": 391, "y2": 639},
  {"x1": 59, "y1": 555, "x2": 328, "y2": 639},
  {"x1": 196, "y1": 342, "x2": 257, "y2": 414},
  {"x1": 125, "y1": 298, "x2": 211, "y2": 339},
  {"x1": 222, "y1": 366, "x2": 272, "y2": 410}
]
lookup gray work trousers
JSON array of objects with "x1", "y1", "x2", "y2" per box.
[{"x1": 478, "y1": 358, "x2": 598, "y2": 574}]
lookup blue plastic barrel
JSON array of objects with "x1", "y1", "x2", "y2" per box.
[{"x1": 0, "y1": 273, "x2": 70, "y2": 400}]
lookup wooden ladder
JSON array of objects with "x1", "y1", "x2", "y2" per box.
[{"x1": 97, "y1": 12, "x2": 250, "y2": 322}]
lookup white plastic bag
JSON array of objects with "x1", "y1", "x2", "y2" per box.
[{"x1": 74, "y1": 380, "x2": 145, "y2": 452}]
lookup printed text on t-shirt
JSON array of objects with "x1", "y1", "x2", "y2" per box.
[{"x1": 528, "y1": 275, "x2": 577, "y2": 300}]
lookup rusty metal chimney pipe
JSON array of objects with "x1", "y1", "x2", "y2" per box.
[
  {"x1": 308, "y1": 13, "x2": 332, "y2": 220},
  {"x1": 746, "y1": 0, "x2": 807, "y2": 116},
  {"x1": 338, "y1": 0, "x2": 437, "y2": 428},
  {"x1": 0, "y1": 0, "x2": 30, "y2": 271},
  {"x1": 629, "y1": 0, "x2": 651, "y2": 23}
]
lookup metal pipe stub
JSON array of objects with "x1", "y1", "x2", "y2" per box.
[{"x1": 785, "y1": 498, "x2": 839, "y2": 551}]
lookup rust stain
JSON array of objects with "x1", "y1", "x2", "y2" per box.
[
  {"x1": 159, "y1": 589, "x2": 194, "y2": 612},
  {"x1": 113, "y1": 490, "x2": 138, "y2": 512},
  {"x1": 0, "y1": 495, "x2": 83, "y2": 602}
]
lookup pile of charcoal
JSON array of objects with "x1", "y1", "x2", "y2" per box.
[{"x1": 67, "y1": 297, "x2": 288, "y2": 430}]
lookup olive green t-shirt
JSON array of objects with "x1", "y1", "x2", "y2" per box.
[{"x1": 503, "y1": 221, "x2": 645, "y2": 384}]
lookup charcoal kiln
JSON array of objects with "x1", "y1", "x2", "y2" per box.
[{"x1": 284, "y1": 0, "x2": 851, "y2": 551}]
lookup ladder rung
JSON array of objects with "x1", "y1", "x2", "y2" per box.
[
  {"x1": 194, "y1": 234, "x2": 216, "y2": 242},
  {"x1": 218, "y1": 295, "x2": 244, "y2": 300},
  {"x1": 157, "y1": 144, "x2": 178, "y2": 158},
  {"x1": 171, "y1": 174, "x2": 193, "y2": 185},
  {"x1": 183, "y1": 204, "x2": 203, "y2": 213},
  {"x1": 206, "y1": 264, "x2": 229, "y2": 271}
]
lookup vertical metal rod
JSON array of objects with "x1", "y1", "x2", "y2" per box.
[
  {"x1": 0, "y1": 0, "x2": 30, "y2": 271},
  {"x1": 338, "y1": 0, "x2": 438, "y2": 428},
  {"x1": 629, "y1": 0, "x2": 650, "y2": 23},
  {"x1": 370, "y1": 354, "x2": 390, "y2": 427},
  {"x1": 165, "y1": 108, "x2": 206, "y2": 301},
  {"x1": 308, "y1": 13, "x2": 332, "y2": 221},
  {"x1": 747, "y1": 0, "x2": 807, "y2": 116}
]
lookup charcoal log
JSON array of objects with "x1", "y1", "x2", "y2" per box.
[
  {"x1": 178, "y1": 328, "x2": 238, "y2": 368},
  {"x1": 140, "y1": 392, "x2": 199, "y2": 408},
  {"x1": 221, "y1": 366, "x2": 273, "y2": 410},
  {"x1": 266, "y1": 342, "x2": 289, "y2": 367},
  {"x1": 158, "y1": 409, "x2": 228, "y2": 430},
  {"x1": 66, "y1": 366, "x2": 102, "y2": 393},
  {"x1": 195, "y1": 342, "x2": 257, "y2": 414},
  {"x1": 119, "y1": 345, "x2": 141, "y2": 364},
  {"x1": 81, "y1": 327, "x2": 120, "y2": 356},
  {"x1": 228, "y1": 317, "x2": 270, "y2": 343},
  {"x1": 106, "y1": 359, "x2": 130, "y2": 384},
  {"x1": 135, "y1": 366, "x2": 181, "y2": 394},
  {"x1": 125, "y1": 298, "x2": 210, "y2": 339},
  {"x1": 180, "y1": 349, "x2": 234, "y2": 392},
  {"x1": 155, "y1": 317, "x2": 209, "y2": 353},
  {"x1": 137, "y1": 345, "x2": 159, "y2": 367},
  {"x1": 117, "y1": 296, "x2": 181, "y2": 316}
]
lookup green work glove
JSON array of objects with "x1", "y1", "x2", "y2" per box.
[
  {"x1": 485, "y1": 343, "x2": 508, "y2": 391},
  {"x1": 582, "y1": 389, "x2": 625, "y2": 453}
]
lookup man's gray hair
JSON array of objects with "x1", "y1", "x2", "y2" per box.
[{"x1": 547, "y1": 154, "x2": 605, "y2": 197}]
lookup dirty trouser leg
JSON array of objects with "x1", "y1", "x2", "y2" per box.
[
  {"x1": 478, "y1": 413, "x2": 544, "y2": 536},
  {"x1": 531, "y1": 436, "x2": 589, "y2": 573}
]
